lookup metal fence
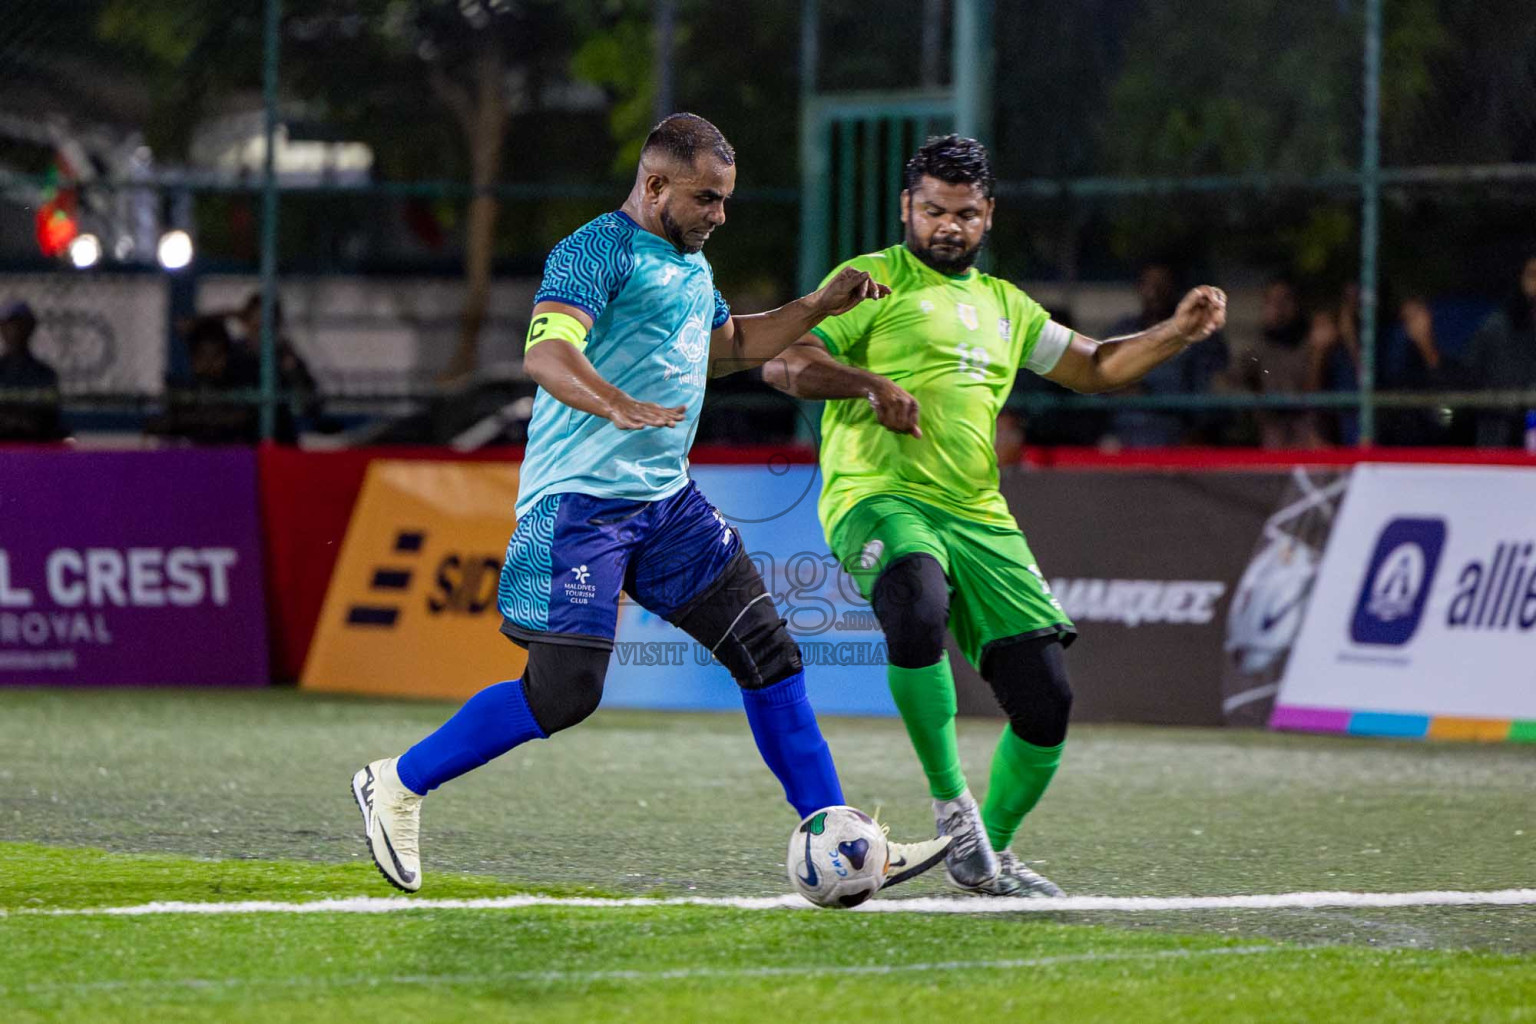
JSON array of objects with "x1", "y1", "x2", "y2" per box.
[{"x1": 1, "y1": 0, "x2": 1533, "y2": 447}]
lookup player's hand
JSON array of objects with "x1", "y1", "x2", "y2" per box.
[
  {"x1": 1172, "y1": 286, "x2": 1227, "y2": 344},
  {"x1": 811, "y1": 268, "x2": 892, "y2": 318},
  {"x1": 868, "y1": 379, "x2": 921, "y2": 438},
  {"x1": 605, "y1": 394, "x2": 687, "y2": 430}
]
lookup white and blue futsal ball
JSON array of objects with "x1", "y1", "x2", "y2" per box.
[{"x1": 787, "y1": 805, "x2": 888, "y2": 908}]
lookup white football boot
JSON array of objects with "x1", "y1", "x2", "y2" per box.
[
  {"x1": 880, "y1": 831, "x2": 953, "y2": 890},
  {"x1": 351, "y1": 757, "x2": 423, "y2": 893}
]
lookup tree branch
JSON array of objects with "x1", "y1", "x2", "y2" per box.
[{"x1": 427, "y1": 63, "x2": 475, "y2": 138}]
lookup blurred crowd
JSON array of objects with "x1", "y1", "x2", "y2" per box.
[
  {"x1": 2, "y1": 254, "x2": 1535, "y2": 450},
  {"x1": 1014, "y1": 251, "x2": 1536, "y2": 452}
]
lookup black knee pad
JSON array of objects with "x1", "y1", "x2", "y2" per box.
[
  {"x1": 872, "y1": 554, "x2": 950, "y2": 669},
  {"x1": 522, "y1": 641, "x2": 610, "y2": 735},
  {"x1": 671, "y1": 548, "x2": 802, "y2": 690},
  {"x1": 980, "y1": 633, "x2": 1074, "y2": 747}
]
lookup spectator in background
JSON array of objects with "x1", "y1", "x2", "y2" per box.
[
  {"x1": 1236, "y1": 276, "x2": 1323, "y2": 449},
  {"x1": 148, "y1": 317, "x2": 261, "y2": 444},
  {"x1": 216, "y1": 292, "x2": 330, "y2": 439},
  {"x1": 1467, "y1": 253, "x2": 1536, "y2": 447},
  {"x1": 1101, "y1": 263, "x2": 1230, "y2": 447},
  {"x1": 1379, "y1": 295, "x2": 1460, "y2": 445},
  {"x1": 0, "y1": 301, "x2": 65, "y2": 442}
]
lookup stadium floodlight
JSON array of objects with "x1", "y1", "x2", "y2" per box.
[
  {"x1": 67, "y1": 233, "x2": 101, "y2": 269},
  {"x1": 157, "y1": 230, "x2": 193, "y2": 271}
]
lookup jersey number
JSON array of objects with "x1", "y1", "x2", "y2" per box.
[{"x1": 955, "y1": 342, "x2": 991, "y2": 381}]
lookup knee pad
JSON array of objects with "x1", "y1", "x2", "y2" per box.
[
  {"x1": 672, "y1": 548, "x2": 802, "y2": 690},
  {"x1": 980, "y1": 634, "x2": 1074, "y2": 747},
  {"x1": 522, "y1": 641, "x2": 610, "y2": 735},
  {"x1": 872, "y1": 554, "x2": 950, "y2": 669}
]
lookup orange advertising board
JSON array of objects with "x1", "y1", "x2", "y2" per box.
[{"x1": 300, "y1": 460, "x2": 526, "y2": 700}]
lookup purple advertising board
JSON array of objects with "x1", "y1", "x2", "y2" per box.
[{"x1": 0, "y1": 449, "x2": 268, "y2": 687}]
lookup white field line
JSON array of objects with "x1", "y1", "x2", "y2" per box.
[
  {"x1": 1, "y1": 945, "x2": 1284, "y2": 997},
  {"x1": 5, "y1": 888, "x2": 1535, "y2": 918}
]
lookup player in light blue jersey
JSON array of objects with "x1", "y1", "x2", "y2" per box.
[{"x1": 351, "y1": 114, "x2": 950, "y2": 899}]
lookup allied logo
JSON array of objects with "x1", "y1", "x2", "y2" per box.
[
  {"x1": 956, "y1": 303, "x2": 979, "y2": 331},
  {"x1": 1350, "y1": 517, "x2": 1447, "y2": 646},
  {"x1": 919, "y1": 300, "x2": 935, "y2": 315},
  {"x1": 998, "y1": 318, "x2": 1012, "y2": 340},
  {"x1": 659, "y1": 265, "x2": 681, "y2": 286},
  {"x1": 571, "y1": 565, "x2": 591, "y2": 585}
]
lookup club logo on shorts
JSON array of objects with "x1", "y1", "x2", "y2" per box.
[
  {"x1": 564, "y1": 564, "x2": 598, "y2": 605},
  {"x1": 956, "y1": 303, "x2": 979, "y2": 331},
  {"x1": 858, "y1": 539, "x2": 885, "y2": 571}
]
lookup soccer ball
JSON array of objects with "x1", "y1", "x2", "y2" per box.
[{"x1": 786, "y1": 805, "x2": 888, "y2": 909}]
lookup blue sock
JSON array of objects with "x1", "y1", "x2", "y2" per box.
[
  {"x1": 739, "y1": 670, "x2": 844, "y2": 818},
  {"x1": 395, "y1": 679, "x2": 545, "y2": 795}
]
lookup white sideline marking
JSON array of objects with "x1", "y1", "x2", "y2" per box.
[
  {"x1": 1, "y1": 946, "x2": 1284, "y2": 996},
  {"x1": 6, "y1": 888, "x2": 1535, "y2": 918}
]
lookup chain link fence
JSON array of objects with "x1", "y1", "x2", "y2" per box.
[{"x1": 1, "y1": 0, "x2": 1532, "y2": 446}]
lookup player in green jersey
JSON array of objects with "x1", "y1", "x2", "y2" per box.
[{"x1": 765, "y1": 136, "x2": 1226, "y2": 896}]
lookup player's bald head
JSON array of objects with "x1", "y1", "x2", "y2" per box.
[
  {"x1": 639, "y1": 113, "x2": 735, "y2": 177},
  {"x1": 632, "y1": 113, "x2": 736, "y2": 254}
]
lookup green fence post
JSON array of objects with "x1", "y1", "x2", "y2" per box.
[
  {"x1": 1358, "y1": 0, "x2": 1382, "y2": 446},
  {"x1": 258, "y1": 0, "x2": 282, "y2": 442}
]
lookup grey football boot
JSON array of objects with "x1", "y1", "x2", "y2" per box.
[
  {"x1": 933, "y1": 789, "x2": 1032, "y2": 896},
  {"x1": 995, "y1": 849, "x2": 1065, "y2": 897}
]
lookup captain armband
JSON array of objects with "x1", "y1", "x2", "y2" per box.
[{"x1": 525, "y1": 311, "x2": 589, "y2": 353}]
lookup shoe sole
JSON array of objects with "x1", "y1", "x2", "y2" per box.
[
  {"x1": 881, "y1": 836, "x2": 952, "y2": 889},
  {"x1": 350, "y1": 770, "x2": 418, "y2": 895},
  {"x1": 945, "y1": 865, "x2": 1063, "y2": 898}
]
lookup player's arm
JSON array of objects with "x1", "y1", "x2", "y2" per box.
[
  {"x1": 1042, "y1": 286, "x2": 1227, "y2": 394},
  {"x1": 763, "y1": 336, "x2": 922, "y2": 438},
  {"x1": 707, "y1": 267, "x2": 890, "y2": 378},
  {"x1": 523, "y1": 301, "x2": 685, "y2": 430}
]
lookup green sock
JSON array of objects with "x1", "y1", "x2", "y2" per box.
[
  {"x1": 981, "y1": 727, "x2": 1064, "y2": 851},
  {"x1": 886, "y1": 655, "x2": 967, "y2": 801}
]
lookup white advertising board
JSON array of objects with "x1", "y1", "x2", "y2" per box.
[{"x1": 1274, "y1": 464, "x2": 1536, "y2": 738}]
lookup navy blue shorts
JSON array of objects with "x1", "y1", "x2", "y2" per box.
[{"x1": 497, "y1": 481, "x2": 740, "y2": 650}]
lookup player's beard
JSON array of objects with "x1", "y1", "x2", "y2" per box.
[
  {"x1": 660, "y1": 205, "x2": 707, "y2": 254},
  {"x1": 906, "y1": 221, "x2": 988, "y2": 275}
]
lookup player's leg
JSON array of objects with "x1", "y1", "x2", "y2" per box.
[
  {"x1": 947, "y1": 520, "x2": 1074, "y2": 897},
  {"x1": 832, "y1": 496, "x2": 1018, "y2": 888},
  {"x1": 350, "y1": 493, "x2": 633, "y2": 892},
  {"x1": 627, "y1": 483, "x2": 842, "y2": 817},
  {"x1": 635, "y1": 484, "x2": 950, "y2": 888},
  {"x1": 833, "y1": 496, "x2": 968, "y2": 804}
]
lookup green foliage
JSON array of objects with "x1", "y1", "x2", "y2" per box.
[{"x1": 571, "y1": 10, "x2": 657, "y2": 175}]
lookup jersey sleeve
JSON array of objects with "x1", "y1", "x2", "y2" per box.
[
  {"x1": 808, "y1": 255, "x2": 890, "y2": 358},
  {"x1": 533, "y1": 216, "x2": 636, "y2": 321},
  {"x1": 1008, "y1": 283, "x2": 1072, "y2": 375},
  {"x1": 712, "y1": 287, "x2": 731, "y2": 330}
]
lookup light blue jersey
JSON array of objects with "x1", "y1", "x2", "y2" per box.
[{"x1": 516, "y1": 211, "x2": 731, "y2": 518}]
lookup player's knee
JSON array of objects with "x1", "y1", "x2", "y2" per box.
[
  {"x1": 720, "y1": 614, "x2": 803, "y2": 691},
  {"x1": 981, "y1": 634, "x2": 1073, "y2": 747},
  {"x1": 672, "y1": 548, "x2": 803, "y2": 690},
  {"x1": 522, "y1": 642, "x2": 609, "y2": 735},
  {"x1": 872, "y1": 555, "x2": 950, "y2": 669}
]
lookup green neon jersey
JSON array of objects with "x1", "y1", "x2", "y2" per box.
[{"x1": 810, "y1": 243, "x2": 1072, "y2": 532}]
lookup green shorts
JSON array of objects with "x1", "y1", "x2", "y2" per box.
[{"x1": 829, "y1": 493, "x2": 1076, "y2": 669}]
